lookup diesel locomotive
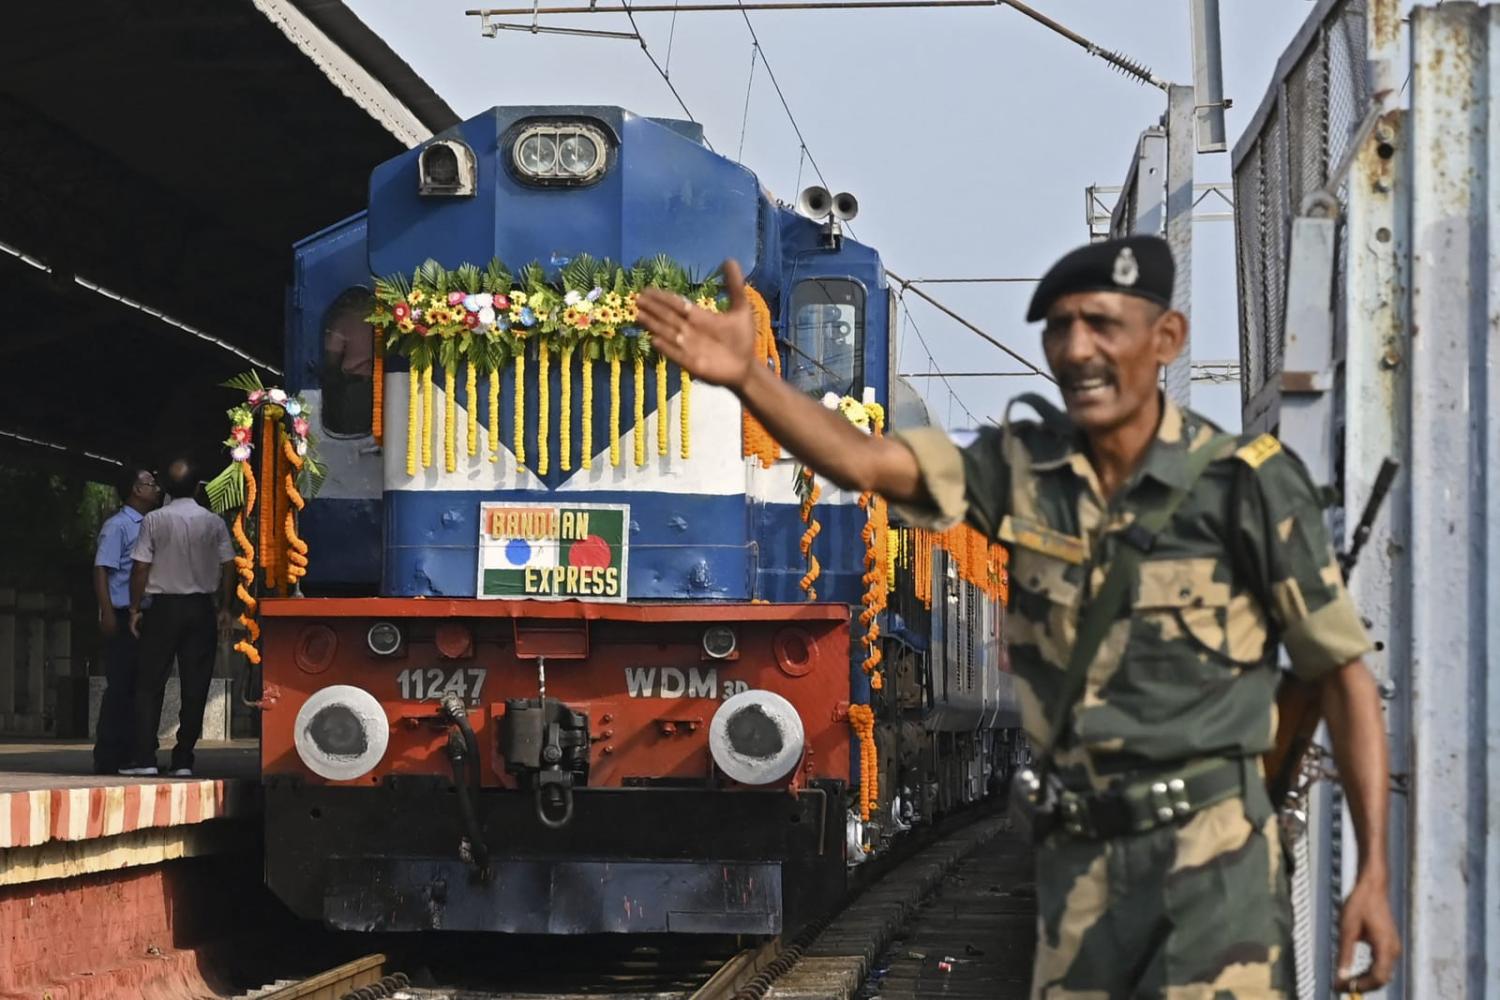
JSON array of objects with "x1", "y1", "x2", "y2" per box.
[{"x1": 255, "y1": 105, "x2": 1022, "y2": 935}]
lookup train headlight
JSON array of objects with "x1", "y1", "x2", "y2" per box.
[
  {"x1": 702, "y1": 625, "x2": 738, "y2": 660},
  {"x1": 709, "y1": 690, "x2": 805, "y2": 785},
  {"x1": 512, "y1": 123, "x2": 609, "y2": 184},
  {"x1": 294, "y1": 685, "x2": 390, "y2": 781},
  {"x1": 367, "y1": 622, "x2": 403, "y2": 657},
  {"x1": 418, "y1": 139, "x2": 477, "y2": 197}
]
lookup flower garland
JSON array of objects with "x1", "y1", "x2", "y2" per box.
[
  {"x1": 405, "y1": 366, "x2": 419, "y2": 476},
  {"x1": 369, "y1": 255, "x2": 724, "y2": 476},
  {"x1": 371, "y1": 352, "x2": 383, "y2": 446},
  {"x1": 204, "y1": 373, "x2": 323, "y2": 663},
  {"x1": 465, "y1": 361, "x2": 478, "y2": 458},
  {"x1": 560, "y1": 343, "x2": 574, "y2": 471},
  {"x1": 656, "y1": 356, "x2": 669, "y2": 457},
  {"x1": 847, "y1": 703, "x2": 878, "y2": 823},
  {"x1": 742, "y1": 287, "x2": 781, "y2": 468},
  {"x1": 538, "y1": 341, "x2": 551, "y2": 474},
  {"x1": 444, "y1": 366, "x2": 458, "y2": 472},
  {"x1": 680, "y1": 370, "x2": 692, "y2": 459},
  {"x1": 488, "y1": 368, "x2": 500, "y2": 463},
  {"x1": 857, "y1": 402, "x2": 889, "y2": 692},
  {"x1": 795, "y1": 467, "x2": 821, "y2": 600},
  {"x1": 633, "y1": 354, "x2": 647, "y2": 467},
  {"x1": 897, "y1": 524, "x2": 1010, "y2": 609}
]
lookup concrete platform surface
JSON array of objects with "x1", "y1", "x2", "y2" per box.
[{"x1": 0, "y1": 739, "x2": 258, "y2": 850}]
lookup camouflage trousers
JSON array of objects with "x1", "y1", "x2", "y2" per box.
[{"x1": 1029, "y1": 784, "x2": 1292, "y2": 999}]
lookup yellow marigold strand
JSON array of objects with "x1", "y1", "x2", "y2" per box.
[
  {"x1": 465, "y1": 361, "x2": 478, "y2": 457},
  {"x1": 680, "y1": 369, "x2": 692, "y2": 459},
  {"x1": 582, "y1": 355, "x2": 594, "y2": 470},
  {"x1": 609, "y1": 355, "x2": 621, "y2": 467},
  {"x1": 560, "y1": 344, "x2": 574, "y2": 472},
  {"x1": 656, "y1": 355, "x2": 669, "y2": 456},
  {"x1": 406, "y1": 365, "x2": 419, "y2": 476},
  {"x1": 421, "y1": 365, "x2": 434, "y2": 469},
  {"x1": 231, "y1": 461, "x2": 260, "y2": 663},
  {"x1": 444, "y1": 366, "x2": 457, "y2": 473},
  {"x1": 537, "y1": 341, "x2": 550, "y2": 475},
  {"x1": 513, "y1": 349, "x2": 527, "y2": 467},
  {"x1": 488, "y1": 368, "x2": 500, "y2": 463},
  {"x1": 633, "y1": 354, "x2": 646, "y2": 467}
]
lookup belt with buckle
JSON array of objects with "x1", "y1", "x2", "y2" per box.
[{"x1": 1051, "y1": 757, "x2": 1246, "y2": 840}]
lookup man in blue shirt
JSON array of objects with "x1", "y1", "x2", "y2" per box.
[{"x1": 92, "y1": 467, "x2": 160, "y2": 774}]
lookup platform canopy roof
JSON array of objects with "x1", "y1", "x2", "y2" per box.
[{"x1": 0, "y1": 0, "x2": 461, "y2": 479}]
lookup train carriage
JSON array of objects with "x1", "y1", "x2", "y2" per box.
[{"x1": 249, "y1": 105, "x2": 1021, "y2": 935}]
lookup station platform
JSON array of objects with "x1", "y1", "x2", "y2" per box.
[{"x1": 0, "y1": 739, "x2": 259, "y2": 883}]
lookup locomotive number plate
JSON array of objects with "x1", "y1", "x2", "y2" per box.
[{"x1": 396, "y1": 667, "x2": 488, "y2": 703}]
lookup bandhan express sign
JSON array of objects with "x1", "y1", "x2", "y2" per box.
[{"x1": 478, "y1": 502, "x2": 628, "y2": 601}]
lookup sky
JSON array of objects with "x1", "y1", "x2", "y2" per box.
[{"x1": 345, "y1": 0, "x2": 1324, "y2": 433}]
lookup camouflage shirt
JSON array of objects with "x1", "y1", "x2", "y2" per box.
[{"x1": 895, "y1": 400, "x2": 1370, "y2": 792}]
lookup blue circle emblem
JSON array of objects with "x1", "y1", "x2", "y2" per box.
[{"x1": 505, "y1": 538, "x2": 533, "y2": 566}]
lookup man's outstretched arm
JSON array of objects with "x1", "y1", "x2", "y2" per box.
[{"x1": 638, "y1": 260, "x2": 926, "y2": 502}]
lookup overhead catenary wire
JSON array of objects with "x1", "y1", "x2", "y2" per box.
[
  {"x1": 468, "y1": 1, "x2": 1166, "y2": 88},
  {"x1": 737, "y1": 42, "x2": 759, "y2": 161},
  {"x1": 896, "y1": 291, "x2": 981, "y2": 428},
  {"x1": 886, "y1": 269, "x2": 1053, "y2": 382},
  {"x1": 733, "y1": 0, "x2": 834, "y2": 196},
  {"x1": 619, "y1": 0, "x2": 715, "y2": 148}
]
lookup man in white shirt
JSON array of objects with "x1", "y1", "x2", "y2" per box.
[{"x1": 123, "y1": 459, "x2": 235, "y2": 777}]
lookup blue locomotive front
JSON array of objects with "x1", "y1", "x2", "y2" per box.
[{"x1": 261, "y1": 106, "x2": 1020, "y2": 935}]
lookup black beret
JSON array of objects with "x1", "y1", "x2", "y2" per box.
[{"x1": 1026, "y1": 235, "x2": 1175, "y2": 322}]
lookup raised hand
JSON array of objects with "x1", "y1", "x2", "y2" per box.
[{"x1": 637, "y1": 259, "x2": 757, "y2": 389}]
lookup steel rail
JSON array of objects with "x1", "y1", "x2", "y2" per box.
[
  {"x1": 689, "y1": 941, "x2": 780, "y2": 999},
  {"x1": 256, "y1": 954, "x2": 390, "y2": 1000}
]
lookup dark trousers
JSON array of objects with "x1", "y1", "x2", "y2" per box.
[
  {"x1": 93, "y1": 609, "x2": 138, "y2": 773},
  {"x1": 132, "y1": 594, "x2": 217, "y2": 771}
]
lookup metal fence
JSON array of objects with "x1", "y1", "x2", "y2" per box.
[{"x1": 1231, "y1": 0, "x2": 1370, "y2": 406}]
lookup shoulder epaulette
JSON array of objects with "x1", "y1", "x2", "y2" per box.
[{"x1": 1233, "y1": 433, "x2": 1282, "y2": 470}]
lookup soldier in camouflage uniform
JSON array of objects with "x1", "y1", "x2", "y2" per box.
[{"x1": 638, "y1": 236, "x2": 1399, "y2": 998}]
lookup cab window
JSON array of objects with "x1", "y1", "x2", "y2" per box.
[
  {"x1": 786, "y1": 279, "x2": 864, "y2": 399},
  {"x1": 321, "y1": 287, "x2": 376, "y2": 437}
]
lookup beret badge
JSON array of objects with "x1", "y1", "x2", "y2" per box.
[{"x1": 1112, "y1": 247, "x2": 1140, "y2": 288}]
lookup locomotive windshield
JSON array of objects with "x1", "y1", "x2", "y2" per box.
[
  {"x1": 321, "y1": 286, "x2": 377, "y2": 437},
  {"x1": 786, "y1": 278, "x2": 864, "y2": 399}
]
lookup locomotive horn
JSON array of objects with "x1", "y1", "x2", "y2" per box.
[
  {"x1": 797, "y1": 185, "x2": 833, "y2": 219},
  {"x1": 832, "y1": 191, "x2": 859, "y2": 222}
]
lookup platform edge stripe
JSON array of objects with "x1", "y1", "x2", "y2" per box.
[
  {"x1": 124, "y1": 783, "x2": 143, "y2": 832},
  {"x1": 0, "y1": 791, "x2": 12, "y2": 848},
  {"x1": 30, "y1": 789, "x2": 50, "y2": 846},
  {"x1": 68, "y1": 787, "x2": 91, "y2": 840},
  {"x1": 169, "y1": 782, "x2": 188, "y2": 825},
  {"x1": 186, "y1": 781, "x2": 204, "y2": 824},
  {"x1": 85, "y1": 786, "x2": 106, "y2": 839},
  {"x1": 103, "y1": 785, "x2": 127, "y2": 837}
]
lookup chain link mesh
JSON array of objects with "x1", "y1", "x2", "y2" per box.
[{"x1": 1233, "y1": 0, "x2": 1370, "y2": 406}]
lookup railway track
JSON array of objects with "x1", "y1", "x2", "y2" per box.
[{"x1": 232, "y1": 812, "x2": 1029, "y2": 1000}]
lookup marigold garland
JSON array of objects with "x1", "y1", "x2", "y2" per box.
[
  {"x1": 560, "y1": 344, "x2": 574, "y2": 472},
  {"x1": 421, "y1": 366, "x2": 434, "y2": 469},
  {"x1": 582, "y1": 359, "x2": 594, "y2": 470},
  {"x1": 796, "y1": 467, "x2": 821, "y2": 600},
  {"x1": 488, "y1": 368, "x2": 500, "y2": 463},
  {"x1": 513, "y1": 349, "x2": 527, "y2": 467},
  {"x1": 680, "y1": 370, "x2": 692, "y2": 460},
  {"x1": 465, "y1": 361, "x2": 478, "y2": 458},
  {"x1": 231, "y1": 460, "x2": 260, "y2": 665},
  {"x1": 742, "y1": 287, "x2": 782, "y2": 468},
  {"x1": 202, "y1": 373, "x2": 321, "y2": 662},
  {"x1": 444, "y1": 367, "x2": 458, "y2": 473},
  {"x1": 369, "y1": 255, "x2": 723, "y2": 476},
  {"x1": 656, "y1": 356, "x2": 669, "y2": 456},
  {"x1": 848, "y1": 703, "x2": 878, "y2": 822},
  {"x1": 858, "y1": 408, "x2": 890, "y2": 691},
  {"x1": 609, "y1": 356, "x2": 622, "y2": 467},
  {"x1": 371, "y1": 352, "x2": 384, "y2": 446},
  {"x1": 538, "y1": 341, "x2": 551, "y2": 475},
  {"x1": 406, "y1": 366, "x2": 419, "y2": 476},
  {"x1": 633, "y1": 354, "x2": 647, "y2": 468}
]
